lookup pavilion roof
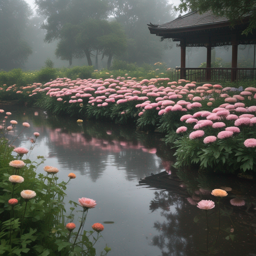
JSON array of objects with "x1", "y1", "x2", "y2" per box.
[
  {"x1": 148, "y1": 11, "x2": 255, "y2": 46},
  {"x1": 157, "y1": 11, "x2": 229, "y2": 30}
]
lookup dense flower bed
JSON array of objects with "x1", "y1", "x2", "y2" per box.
[{"x1": 2, "y1": 75, "x2": 256, "y2": 173}]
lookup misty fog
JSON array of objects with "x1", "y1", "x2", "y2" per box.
[{"x1": 1, "y1": 0, "x2": 255, "y2": 71}]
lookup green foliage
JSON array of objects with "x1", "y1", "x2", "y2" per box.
[
  {"x1": 110, "y1": 60, "x2": 138, "y2": 71},
  {"x1": 36, "y1": 67, "x2": 57, "y2": 83},
  {"x1": 0, "y1": 131, "x2": 110, "y2": 255},
  {"x1": 45, "y1": 59, "x2": 54, "y2": 68},
  {"x1": 65, "y1": 66, "x2": 94, "y2": 80}
]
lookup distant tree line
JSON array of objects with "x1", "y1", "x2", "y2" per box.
[{"x1": 0, "y1": 0, "x2": 176, "y2": 70}]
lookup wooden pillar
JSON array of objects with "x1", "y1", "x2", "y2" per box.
[
  {"x1": 231, "y1": 36, "x2": 238, "y2": 82},
  {"x1": 206, "y1": 44, "x2": 211, "y2": 81},
  {"x1": 180, "y1": 40, "x2": 186, "y2": 79}
]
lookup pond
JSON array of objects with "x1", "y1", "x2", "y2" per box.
[{"x1": 3, "y1": 105, "x2": 256, "y2": 256}]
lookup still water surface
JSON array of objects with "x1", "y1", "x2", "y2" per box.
[{"x1": 4, "y1": 105, "x2": 256, "y2": 256}]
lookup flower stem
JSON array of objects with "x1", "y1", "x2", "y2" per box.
[
  {"x1": 206, "y1": 210, "x2": 209, "y2": 255},
  {"x1": 20, "y1": 201, "x2": 28, "y2": 235},
  {"x1": 73, "y1": 209, "x2": 88, "y2": 246}
]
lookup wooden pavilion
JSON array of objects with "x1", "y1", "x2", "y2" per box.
[{"x1": 148, "y1": 11, "x2": 256, "y2": 82}]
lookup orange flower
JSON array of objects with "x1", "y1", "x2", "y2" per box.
[
  {"x1": 92, "y1": 223, "x2": 104, "y2": 232},
  {"x1": 68, "y1": 173, "x2": 76, "y2": 179},
  {"x1": 66, "y1": 223, "x2": 76, "y2": 231},
  {"x1": 211, "y1": 189, "x2": 228, "y2": 197},
  {"x1": 8, "y1": 198, "x2": 18, "y2": 205}
]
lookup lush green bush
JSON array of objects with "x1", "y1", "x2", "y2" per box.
[{"x1": 0, "y1": 121, "x2": 111, "y2": 255}]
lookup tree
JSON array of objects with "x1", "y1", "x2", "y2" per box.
[
  {"x1": 97, "y1": 21, "x2": 127, "y2": 68},
  {"x1": 0, "y1": 0, "x2": 32, "y2": 70},
  {"x1": 35, "y1": 0, "x2": 113, "y2": 66},
  {"x1": 109, "y1": 0, "x2": 176, "y2": 64},
  {"x1": 176, "y1": 0, "x2": 256, "y2": 35},
  {"x1": 55, "y1": 24, "x2": 83, "y2": 66}
]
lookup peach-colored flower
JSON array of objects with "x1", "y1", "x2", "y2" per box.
[
  {"x1": 0, "y1": 109, "x2": 4, "y2": 113},
  {"x1": 10, "y1": 120, "x2": 18, "y2": 125},
  {"x1": 34, "y1": 132, "x2": 40, "y2": 137},
  {"x1": 92, "y1": 223, "x2": 104, "y2": 232},
  {"x1": 211, "y1": 189, "x2": 228, "y2": 197},
  {"x1": 6, "y1": 112, "x2": 12, "y2": 116},
  {"x1": 9, "y1": 160, "x2": 25, "y2": 168},
  {"x1": 197, "y1": 200, "x2": 215, "y2": 210},
  {"x1": 22, "y1": 122, "x2": 30, "y2": 128},
  {"x1": 78, "y1": 197, "x2": 96, "y2": 209},
  {"x1": 9, "y1": 175, "x2": 24, "y2": 183},
  {"x1": 8, "y1": 198, "x2": 18, "y2": 205},
  {"x1": 66, "y1": 223, "x2": 76, "y2": 231},
  {"x1": 68, "y1": 173, "x2": 76, "y2": 179},
  {"x1": 13, "y1": 147, "x2": 29, "y2": 155},
  {"x1": 7, "y1": 126, "x2": 13, "y2": 131},
  {"x1": 20, "y1": 190, "x2": 36, "y2": 199},
  {"x1": 44, "y1": 166, "x2": 59, "y2": 173}
]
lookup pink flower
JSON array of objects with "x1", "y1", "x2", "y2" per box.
[
  {"x1": 171, "y1": 104, "x2": 182, "y2": 111},
  {"x1": 78, "y1": 197, "x2": 96, "y2": 209},
  {"x1": 216, "y1": 110, "x2": 230, "y2": 117},
  {"x1": 225, "y1": 97, "x2": 237, "y2": 103},
  {"x1": 250, "y1": 117, "x2": 256, "y2": 124},
  {"x1": 197, "y1": 120, "x2": 213, "y2": 128},
  {"x1": 34, "y1": 132, "x2": 40, "y2": 137},
  {"x1": 189, "y1": 130, "x2": 204, "y2": 139},
  {"x1": 235, "y1": 107, "x2": 247, "y2": 113},
  {"x1": 186, "y1": 118, "x2": 198, "y2": 124},
  {"x1": 13, "y1": 147, "x2": 29, "y2": 155},
  {"x1": 197, "y1": 200, "x2": 215, "y2": 210},
  {"x1": 191, "y1": 102, "x2": 202, "y2": 108},
  {"x1": 225, "y1": 127, "x2": 240, "y2": 133},
  {"x1": 244, "y1": 138, "x2": 256, "y2": 148},
  {"x1": 180, "y1": 114, "x2": 193, "y2": 122},
  {"x1": 230, "y1": 198, "x2": 245, "y2": 207},
  {"x1": 226, "y1": 114, "x2": 238, "y2": 121},
  {"x1": 217, "y1": 131, "x2": 233, "y2": 139},
  {"x1": 203, "y1": 136, "x2": 217, "y2": 144},
  {"x1": 22, "y1": 122, "x2": 30, "y2": 128},
  {"x1": 248, "y1": 106, "x2": 256, "y2": 112},
  {"x1": 234, "y1": 118, "x2": 251, "y2": 126},
  {"x1": 176, "y1": 126, "x2": 187, "y2": 133},
  {"x1": 206, "y1": 114, "x2": 221, "y2": 121},
  {"x1": 212, "y1": 122, "x2": 226, "y2": 128}
]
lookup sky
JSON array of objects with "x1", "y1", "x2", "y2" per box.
[{"x1": 25, "y1": 0, "x2": 182, "y2": 14}]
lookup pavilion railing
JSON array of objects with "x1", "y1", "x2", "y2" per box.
[{"x1": 177, "y1": 68, "x2": 256, "y2": 82}]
